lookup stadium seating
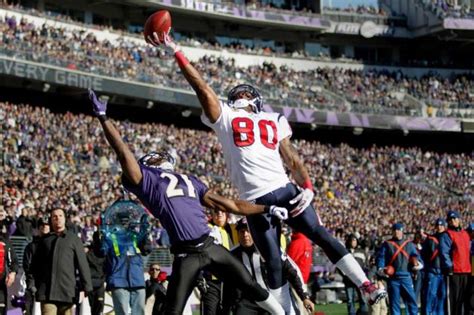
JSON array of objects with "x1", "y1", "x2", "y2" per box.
[
  {"x1": 2, "y1": 101, "x2": 471, "y2": 241},
  {"x1": 1, "y1": 7, "x2": 473, "y2": 118}
]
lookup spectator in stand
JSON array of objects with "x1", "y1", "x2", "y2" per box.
[
  {"x1": 421, "y1": 218, "x2": 447, "y2": 315},
  {"x1": 376, "y1": 223, "x2": 423, "y2": 315},
  {"x1": 14, "y1": 204, "x2": 35, "y2": 238},
  {"x1": 145, "y1": 264, "x2": 168, "y2": 315},
  {"x1": 342, "y1": 234, "x2": 368, "y2": 315},
  {"x1": 32, "y1": 208, "x2": 93, "y2": 315},
  {"x1": 23, "y1": 218, "x2": 50, "y2": 315},
  {"x1": 85, "y1": 231, "x2": 106, "y2": 315},
  {"x1": 439, "y1": 210, "x2": 472, "y2": 315}
]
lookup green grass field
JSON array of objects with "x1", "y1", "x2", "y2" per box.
[{"x1": 313, "y1": 303, "x2": 348, "y2": 314}]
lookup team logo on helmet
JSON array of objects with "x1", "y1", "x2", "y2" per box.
[
  {"x1": 227, "y1": 84, "x2": 263, "y2": 113},
  {"x1": 138, "y1": 151, "x2": 176, "y2": 170}
]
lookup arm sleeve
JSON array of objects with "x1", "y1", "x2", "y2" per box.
[
  {"x1": 439, "y1": 233, "x2": 453, "y2": 270},
  {"x1": 74, "y1": 237, "x2": 93, "y2": 292},
  {"x1": 277, "y1": 114, "x2": 292, "y2": 141},
  {"x1": 376, "y1": 243, "x2": 387, "y2": 269},
  {"x1": 200, "y1": 101, "x2": 227, "y2": 129}
]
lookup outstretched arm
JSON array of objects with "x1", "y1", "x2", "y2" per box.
[
  {"x1": 89, "y1": 90, "x2": 142, "y2": 185},
  {"x1": 148, "y1": 32, "x2": 221, "y2": 123},
  {"x1": 202, "y1": 191, "x2": 288, "y2": 220}
]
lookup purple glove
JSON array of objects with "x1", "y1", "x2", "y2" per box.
[{"x1": 88, "y1": 89, "x2": 107, "y2": 116}]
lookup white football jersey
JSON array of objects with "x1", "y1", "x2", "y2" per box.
[{"x1": 201, "y1": 101, "x2": 292, "y2": 200}]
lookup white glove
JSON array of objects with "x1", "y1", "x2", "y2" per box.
[
  {"x1": 289, "y1": 188, "x2": 314, "y2": 217},
  {"x1": 268, "y1": 206, "x2": 288, "y2": 220}
]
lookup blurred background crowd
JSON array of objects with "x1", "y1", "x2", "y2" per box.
[
  {"x1": 1, "y1": 13, "x2": 473, "y2": 118},
  {"x1": 2, "y1": 101, "x2": 472, "y2": 250}
]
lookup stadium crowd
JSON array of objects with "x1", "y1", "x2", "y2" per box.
[
  {"x1": 1, "y1": 13, "x2": 473, "y2": 118},
  {"x1": 419, "y1": 0, "x2": 474, "y2": 19},
  {"x1": 2, "y1": 101, "x2": 472, "y2": 245}
]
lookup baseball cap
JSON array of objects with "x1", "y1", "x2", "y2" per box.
[
  {"x1": 392, "y1": 223, "x2": 404, "y2": 231},
  {"x1": 446, "y1": 210, "x2": 460, "y2": 220},
  {"x1": 435, "y1": 218, "x2": 447, "y2": 226},
  {"x1": 236, "y1": 218, "x2": 248, "y2": 231}
]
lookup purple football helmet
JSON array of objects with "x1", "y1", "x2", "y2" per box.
[{"x1": 138, "y1": 151, "x2": 176, "y2": 170}]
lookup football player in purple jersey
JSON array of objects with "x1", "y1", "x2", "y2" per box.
[
  {"x1": 146, "y1": 30, "x2": 387, "y2": 311},
  {"x1": 88, "y1": 89, "x2": 287, "y2": 315}
]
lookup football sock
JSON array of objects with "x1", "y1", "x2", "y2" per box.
[{"x1": 335, "y1": 253, "x2": 369, "y2": 287}]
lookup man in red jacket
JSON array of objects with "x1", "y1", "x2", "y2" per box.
[
  {"x1": 287, "y1": 232, "x2": 313, "y2": 285},
  {"x1": 439, "y1": 210, "x2": 472, "y2": 315}
]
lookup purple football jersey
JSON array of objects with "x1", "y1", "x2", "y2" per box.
[{"x1": 123, "y1": 165, "x2": 210, "y2": 245}]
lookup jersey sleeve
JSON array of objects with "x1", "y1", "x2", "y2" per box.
[
  {"x1": 200, "y1": 101, "x2": 229, "y2": 130},
  {"x1": 277, "y1": 114, "x2": 292, "y2": 140},
  {"x1": 122, "y1": 165, "x2": 156, "y2": 201}
]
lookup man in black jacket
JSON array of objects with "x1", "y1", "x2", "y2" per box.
[
  {"x1": 32, "y1": 208, "x2": 93, "y2": 315},
  {"x1": 230, "y1": 219, "x2": 314, "y2": 314},
  {"x1": 23, "y1": 218, "x2": 50, "y2": 315}
]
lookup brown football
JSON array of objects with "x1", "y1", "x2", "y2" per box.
[{"x1": 144, "y1": 10, "x2": 172, "y2": 44}]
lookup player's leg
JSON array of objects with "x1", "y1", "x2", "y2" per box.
[
  {"x1": 283, "y1": 183, "x2": 386, "y2": 304},
  {"x1": 164, "y1": 253, "x2": 203, "y2": 315},
  {"x1": 249, "y1": 192, "x2": 294, "y2": 313},
  {"x1": 246, "y1": 213, "x2": 283, "y2": 288},
  {"x1": 207, "y1": 243, "x2": 284, "y2": 315}
]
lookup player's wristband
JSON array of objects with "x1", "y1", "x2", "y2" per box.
[
  {"x1": 98, "y1": 115, "x2": 109, "y2": 123},
  {"x1": 175, "y1": 51, "x2": 190, "y2": 68},
  {"x1": 302, "y1": 179, "x2": 313, "y2": 191}
]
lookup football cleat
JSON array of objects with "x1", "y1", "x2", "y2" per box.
[{"x1": 360, "y1": 281, "x2": 387, "y2": 305}]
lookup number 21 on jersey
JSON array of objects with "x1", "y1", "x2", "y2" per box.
[
  {"x1": 231, "y1": 117, "x2": 277, "y2": 149},
  {"x1": 160, "y1": 173, "x2": 196, "y2": 198}
]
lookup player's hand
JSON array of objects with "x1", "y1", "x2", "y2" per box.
[
  {"x1": 303, "y1": 298, "x2": 314, "y2": 314},
  {"x1": 5, "y1": 272, "x2": 15, "y2": 287},
  {"x1": 88, "y1": 89, "x2": 107, "y2": 117},
  {"x1": 268, "y1": 206, "x2": 288, "y2": 220},
  {"x1": 377, "y1": 268, "x2": 387, "y2": 278},
  {"x1": 289, "y1": 188, "x2": 314, "y2": 217},
  {"x1": 147, "y1": 31, "x2": 180, "y2": 54}
]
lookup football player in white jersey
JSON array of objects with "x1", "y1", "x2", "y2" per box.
[{"x1": 147, "y1": 31, "x2": 387, "y2": 311}]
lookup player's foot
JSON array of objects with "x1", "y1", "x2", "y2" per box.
[{"x1": 360, "y1": 281, "x2": 387, "y2": 305}]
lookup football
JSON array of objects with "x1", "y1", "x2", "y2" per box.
[
  {"x1": 384, "y1": 265, "x2": 395, "y2": 276},
  {"x1": 144, "y1": 10, "x2": 172, "y2": 43},
  {"x1": 409, "y1": 256, "x2": 419, "y2": 267}
]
